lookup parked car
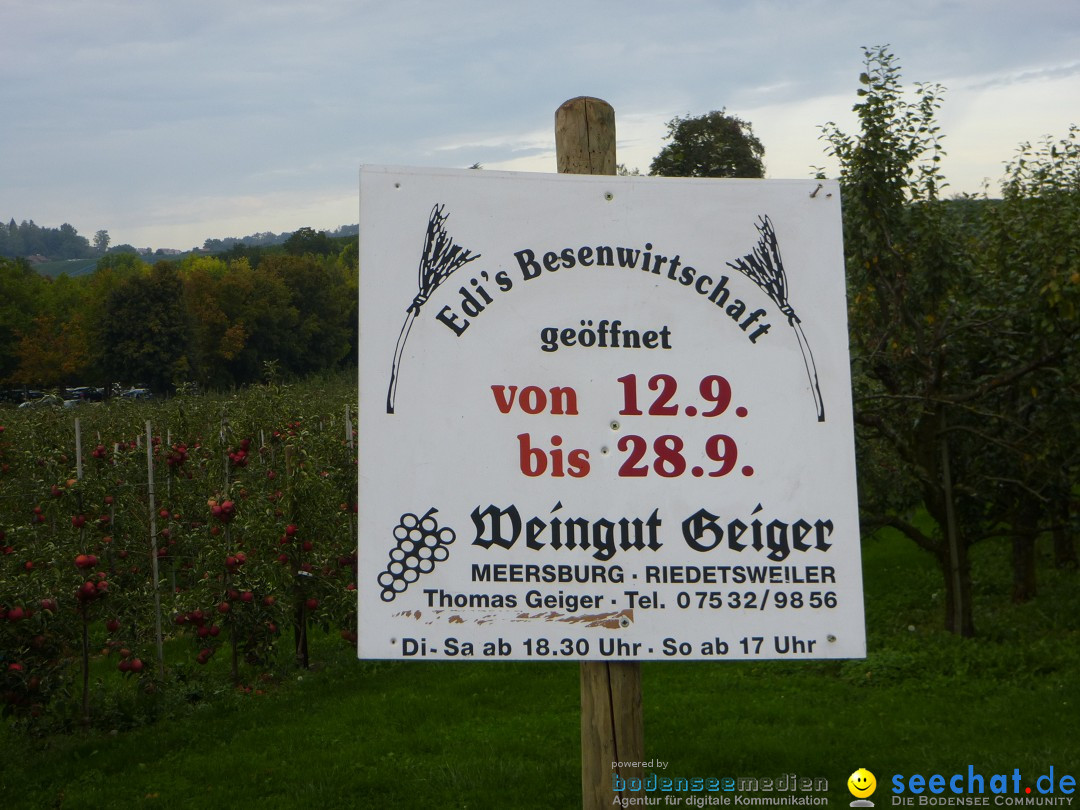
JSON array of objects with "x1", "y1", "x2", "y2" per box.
[
  {"x1": 18, "y1": 394, "x2": 64, "y2": 409},
  {"x1": 121, "y1": 388, "x2": 153, "y2": 400}
]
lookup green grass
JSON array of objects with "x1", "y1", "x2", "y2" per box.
[
  {"x1": 32, "y1": 258, "x2": 100, "y2": 277},
  {"x1": 2, "y1": 532, "x2": 1077, "y2": 808}
]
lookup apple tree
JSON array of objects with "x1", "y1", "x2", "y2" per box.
[{"x1": 650, "y1": 109, "x2": 765, "y2": 178}]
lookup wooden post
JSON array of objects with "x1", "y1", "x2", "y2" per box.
[
  {"x1": 556, "y1": 96, "x2": 617, "y2": 176},
  {"x1": 146, "y1": 421, "x2": 165, "y2": 676},
  {"x1": 285, "y1": 444, "x2": 309, "y2": 668},
  {"x1": 556, "y1": 96, "x2": 645, "y2": 810},
  {"x1": 74, "y1": 418, "x2": 84, "y2": 481}
]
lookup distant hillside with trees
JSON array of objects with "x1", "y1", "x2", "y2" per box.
[
  {"x1": 1, "y1": 218, "x2": 360, "y2": 264},
  {"x1": 201, "y1": 224, "x2": 358, "y2": 254},
  {"x1": 0, "y1": 219, "x2": 94, "y2": 260},
  {"x1": 0, "y1": 226, "x2": 358, "y2": 393}
]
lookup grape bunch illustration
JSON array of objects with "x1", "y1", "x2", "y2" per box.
[{"x1": 378, "y1": 508, "x2": 455, "y2": 602}]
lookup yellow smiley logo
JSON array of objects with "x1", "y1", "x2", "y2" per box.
[{"x1": 848, "y1": 768, "x2": 877, "y2": 798}]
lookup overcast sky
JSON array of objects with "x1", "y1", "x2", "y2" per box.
[{"x1": 2, "y1": 0, "x2": 1078, "y2": 251}]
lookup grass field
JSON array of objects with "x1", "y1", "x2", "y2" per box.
[
  {"x1": 1, "y1": 530, "x2": 1077, "y2": 809},
  {"x1": 32, "y1": 258, "x2": 100, "y2": 278}
]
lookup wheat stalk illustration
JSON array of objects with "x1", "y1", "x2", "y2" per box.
[
  {"x1": 727, "y1": 215, "x2": 825, "y2": 422},
  {"x1": 386, "y1": 204, "x2": 480, "y2": 414}
]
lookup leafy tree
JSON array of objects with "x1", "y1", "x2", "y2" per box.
[
  {"x1": 17, "y1": 220, "x2": 41, "y2": 255},
  {"x1": 40, "y1": 223, "x2": 91, "y2": 259},
  {"x1": 338, "y1": 239, "x2": 358, "y2": 274},
  {"x1": 261, "y1": 254, "x2": 353, "y2": 373},
  {"x1": 99, "y1": 262, "x2": 193, "y2": 391},
  {"x1": 0, "y1": 258, "x2": 46, "y2": 382},
  {"x1": 93, "y1": 229, "x2": 110, "y2": 253},
  {"x1": 822, "y1": 47, "x2": 979, "y2": 635},
  {"x1": 0, "y1": 219, "x2": 92, "y2": 259},
  {"x1": 222, "y1": 241, "x2": 269, "y2": 268},
  {"x1": 978, "y1": 127, "x2": 1080, "y2": 591},
  {"x1": 824, "y1": 47, "x2": 1075, "y2": 633},
  {"x1": 649, "y1": 110, "x2": 765, "y2": 178},
  {"x1": 180, "y1": 256, "x2": 298, "y2": 388},
  {"x1": 283, "y1": 227, "x2": 335, "y2": 257},
  {"x1": 0, "y1": 219, "x2": 20, "y2": 256},
  {"x1": 9, "y1": 314, "x2": 88, "y2": 387}
]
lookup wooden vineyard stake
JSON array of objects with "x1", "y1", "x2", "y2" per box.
[{"x1": 146, "y1": 421, "x2": 166, "y2": 676}]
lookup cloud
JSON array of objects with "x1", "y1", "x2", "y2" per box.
[
  {"x1": 961, "y1": 61, "x2": 1080, "y2": 92},
  {"x1": 3, "y1": 0, "x2": 1079, "y2": 248}
]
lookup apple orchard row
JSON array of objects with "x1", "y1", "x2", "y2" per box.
[{"x1": 0, "y1": 385, "x2": 357, "y2": 722}]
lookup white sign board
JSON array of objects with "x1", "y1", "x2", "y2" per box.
[{"x1": 358, "y1": 166, "x2": 864, "y2": 661}]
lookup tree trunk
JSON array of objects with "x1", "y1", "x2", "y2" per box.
[
  {"x1": 231, "y1": 633, "x2": 240, "y2": 684},
  {"x1": 933, "y1": 407, "x2": 976, "y2": 636},
  {"x1": 81, "y1": 607, "x2": 91, "y2": 726},
  {"x1": 937, "y1": 542, "x2": 975, "y2": 636},
  {"x1": 1011, "y1": 501, "x2": 1039, "y2": 603},
  {"x1": 1011, "y1": 531, "x2": 1038, "y2": 602},
  {"x1": 1053, "y1": 497, "x2": 1077, "y2": 569},
  {"x1": 294, "y1": 600, "x2": 309, "y2": 669}
]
